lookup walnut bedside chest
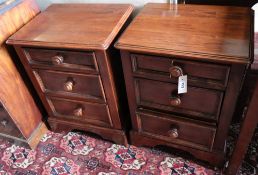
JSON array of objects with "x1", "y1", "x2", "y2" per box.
[
  {"x1": 115, "y1": 3, "x2": 253, "y2": 166},
  {"x1": 7, "y1": 4, "x2": 134, "y2": 145}
]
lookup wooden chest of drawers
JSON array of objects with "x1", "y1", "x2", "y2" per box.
[
  {"x1": 115, "y1": 3, "x2": 253, "y2": 166},
  {"x1": 7, "y1": 4, "x2": 133, "y2": 145}
]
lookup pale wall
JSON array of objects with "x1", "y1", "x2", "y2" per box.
[
  {"x1": 253, "y1": 4, "x2": 258, "y2": 32},
  {"x1": 36, "y1": 0, "x2": 169, "y2": 10}
]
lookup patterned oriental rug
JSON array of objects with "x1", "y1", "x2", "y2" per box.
[
  {"x1": 0, "y1": 131, "x2": 216, "y2": 175},
  {"x1": 0, "y1": 123, "x2": 256, "y2": 175}
]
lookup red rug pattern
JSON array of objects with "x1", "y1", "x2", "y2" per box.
[{"x1": 0, "y1": 131, "x2": 215, "y2": 175}]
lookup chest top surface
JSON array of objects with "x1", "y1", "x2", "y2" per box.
[
  {"x1": 115, "y1": 3, "x2": 253, "y2": 63},
  {"x1": 7, "y1": 4, "x2": 134, "y2": 50}
]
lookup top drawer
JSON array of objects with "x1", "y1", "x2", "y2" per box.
[
  {"x1": 131, "y1": 54, "x2": 230, "y2": 90},
  {"x1": 23, "y1": 48, "x2": 98, "y2": 73}
]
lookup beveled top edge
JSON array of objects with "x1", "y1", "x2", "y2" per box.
[
  {"x1": 115, "y1": 43, "x2": 252, "y2": 64},
  {"x1": 7, "y1": 3, "x2": 134, "y2": 50},
  {"x1": 115, "y1": 3, "x2": 253, "y2": 63}
]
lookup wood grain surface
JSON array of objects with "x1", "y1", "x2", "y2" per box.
[
  {"x1": 7, "y1": 4, "x2": 134, "y2": 50},
  {"x1": 0, "y1": 0, "x2": 48, "y2": 148},
  {"x1": 0, "y1": 0, "x2": 39, "y2": 45},
  {"x1": 116, "y1": 3, "x2": 252, "y2": 63}
]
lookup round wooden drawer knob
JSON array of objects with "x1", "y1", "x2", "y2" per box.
[
  {"x1": 73, "y1": 107, "x2": 83, "y2": 117},
  {"x1": 64, "y1": 79, "x2": 74, "y2": 92},
  {"x1": 170, "y1": 96, "x2": 181, "y2": 106},
  {"x1": 169, "y1": 66, "x2": 183, "y2": 78},
  {"x1": 168, "y1": 128, "x2": 179, "y2": 138},
  {"x1": 52, "y1": 55, "x2": 64, "y2": 65}
]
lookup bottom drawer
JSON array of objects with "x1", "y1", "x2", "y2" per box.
[
  {"x1": 47, "y1": 97, "x2": 112, "y2": 127},
  {"x1": 138, "y1": 111, "x2": 216, "y2": 151}
]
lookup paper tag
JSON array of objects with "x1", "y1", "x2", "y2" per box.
[{"x1": 178, "y1": 75, "x2": 187, "y2": 94}]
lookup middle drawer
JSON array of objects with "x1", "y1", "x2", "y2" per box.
[
  {"x1": 33, "y1": 69, "x2": 105, "y2": 103},
  {"x1": 135, "y1": 78, "x2": 224, "y2": 122}
]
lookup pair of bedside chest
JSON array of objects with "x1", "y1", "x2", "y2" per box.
[{"x1": 7, "y1": 3, "x2": 253, "y2": 166}]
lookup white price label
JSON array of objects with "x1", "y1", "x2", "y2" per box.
[{"x1": 178, "y1": 75, "x2": 187, "y2": 94}]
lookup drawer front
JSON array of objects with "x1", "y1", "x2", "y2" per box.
[
  {"x1": 135, "y1": 78, "x2": 223, "y2": 121},
  {"x1": 131, "y1": 54, "x2": 230, "y2": 89},
  {"x1": 33, "y1": 70, "x2": 105, "y2": 103},
  {"x1": 0, "y1": 107, "x2": 24, "y2": 138},
  {"x1": 47, "y1": 97, "x2": 112, "y2": 126},
  {"x1": 24, "y1": 48, "x2": 98, "y2": 72},
  {"x1": 138, "y1": 112, "x2": 216, "y2": 151}
]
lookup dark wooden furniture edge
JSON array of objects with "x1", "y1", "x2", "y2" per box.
[
  {"x1": 226, "y1": 71, "x2": 258, "y2": 175},
  {"x1": 0, "y1": 0, "x2": 48, "y2": 149}
]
